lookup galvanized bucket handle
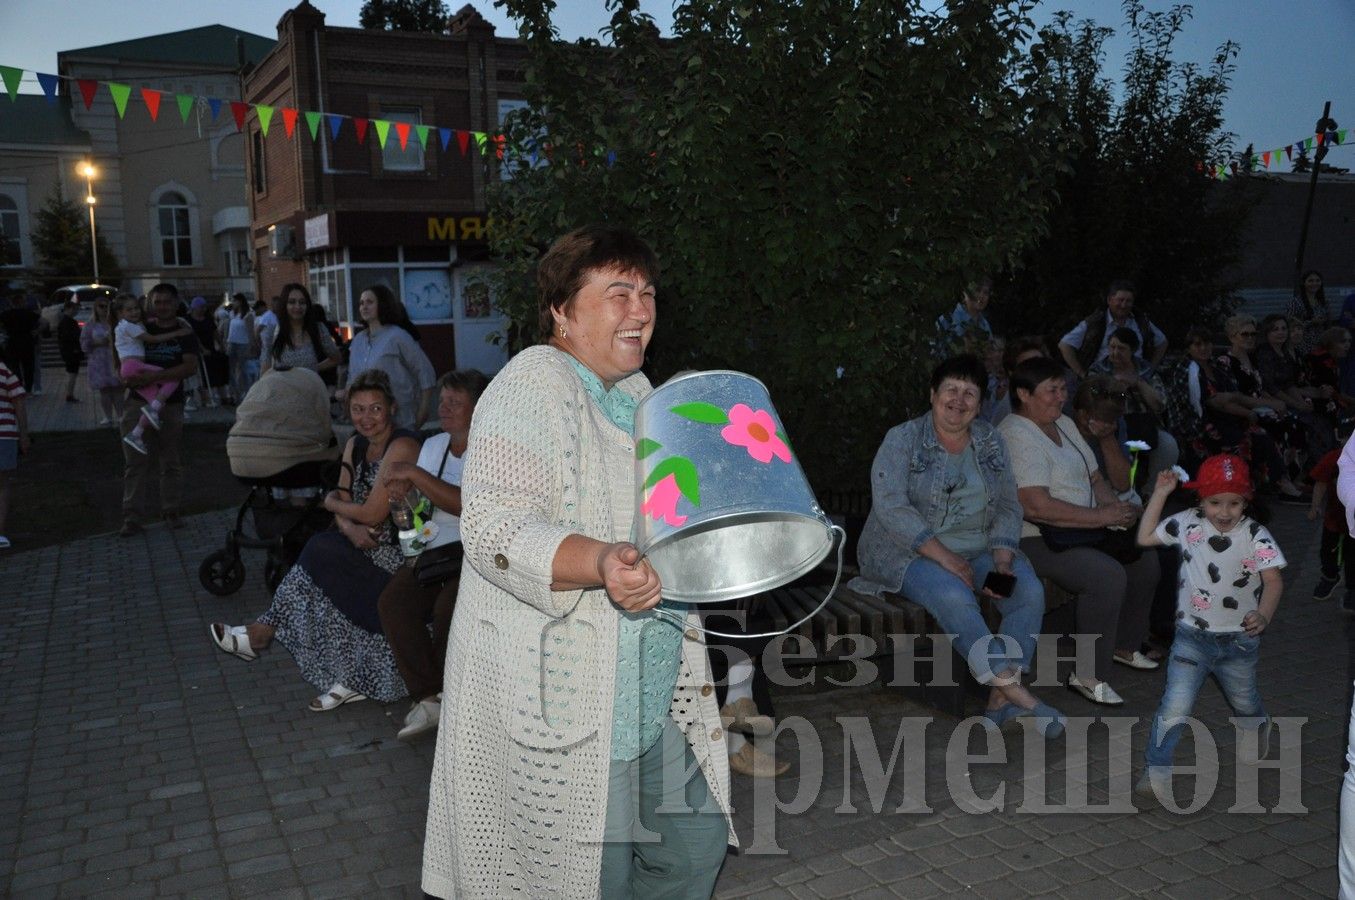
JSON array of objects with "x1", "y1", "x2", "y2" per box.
[{"x1": 649, "y1": 524, "x2": 846, "y2": 640}]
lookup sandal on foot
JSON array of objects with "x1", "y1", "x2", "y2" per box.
[
  {"x1": 309, "y1": 684, "x2": 366, "y2": 712},
  {"x1": 209, "y1": 623, "x2": 257, "y2": 661}
]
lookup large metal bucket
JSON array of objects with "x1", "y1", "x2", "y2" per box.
[{"x1": 633, "y1": 370, "x2": 835, "y2": 604}]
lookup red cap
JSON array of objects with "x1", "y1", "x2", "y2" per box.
[{"x1": 1184, "y1": 453, "x2": 1253, "y2": 499}]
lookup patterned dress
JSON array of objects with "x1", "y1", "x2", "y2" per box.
[
  {"x1": 258, "y1": 433, "x2": 411, "y2": 701},
  {"x1": 79, "y1": 321, "x2": 121, "y2": 392}
]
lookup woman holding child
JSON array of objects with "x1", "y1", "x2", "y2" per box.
[
  {"x1": 210, "y1": 369, "x2": 420, "y2": 711},
  {"x1": 851, "y1": 354, "x2": 1064, "y2": 736}
]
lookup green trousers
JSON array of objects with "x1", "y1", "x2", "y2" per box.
[{"x1": 599, "y1": 719, "x2": 729, "y2": 898}]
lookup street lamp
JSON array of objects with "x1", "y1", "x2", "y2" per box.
[{"x1": 80, "y1": 161, "x2": 98, "y2": 284}]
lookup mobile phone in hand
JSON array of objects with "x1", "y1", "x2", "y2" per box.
[{"x1": 983, "y1": 571, "x2": 1016, "y2": 598}]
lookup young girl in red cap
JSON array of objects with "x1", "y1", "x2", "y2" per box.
[{"x1": 1133, "y1": 453, "x2": 1286, "y2": 801}]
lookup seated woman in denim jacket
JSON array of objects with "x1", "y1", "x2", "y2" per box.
[{"x1": 850, "y1": 355, "x2": 1064, "y2": 737}]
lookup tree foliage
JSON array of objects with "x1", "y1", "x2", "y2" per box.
[
  {"x1": 488, "y1": 0, "x2": 1071, "y2": 489},
  {"x1": 996, "y1": 0, "x2": 1255, "y2": 344},
  {"x1": 359, "y1": 0, "x2": 450, "y2": 32},
  {"x1": 29, "y1": 186, "x2": 120, "y2": 293}
]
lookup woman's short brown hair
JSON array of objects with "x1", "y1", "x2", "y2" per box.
[
  {"x1": 536, "y1": 224, "x2": 659, "y2": 342},
  {"x1": 1073, "y1": 375, "x2": 1126, "y2": 423},
  {"x1": 347, "y1": 368, "x2": 397, "y2": 411}
]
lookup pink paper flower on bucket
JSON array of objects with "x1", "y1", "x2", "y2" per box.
[
  {"x1": 721, "y1": 404, "x2": 792, "y2": 464},
  {"x1": 641, "y1": 473, "x2": 688, "y2": 527}
]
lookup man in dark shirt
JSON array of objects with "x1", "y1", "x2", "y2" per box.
[
  {"x1": 56, "y1": 299, "x2": 84, "y2": 402},
  {"x1": 120, "y1": 283, "x2": 199, "y2": 536},
  {"x1": 0, "y1": 293, "x2": 41, "y2": 392}
]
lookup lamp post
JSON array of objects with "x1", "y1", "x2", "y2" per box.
[{"x1": 80, "y1": 161, "x2": 98, "y2": 284}]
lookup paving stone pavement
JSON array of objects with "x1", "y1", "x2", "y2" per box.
[
  {"x1": 0, "y1": 502, "x2": 1345, "y2": 897},
  {"x1": 24, "y1": 365, "x2": 236, "y2": 434}
]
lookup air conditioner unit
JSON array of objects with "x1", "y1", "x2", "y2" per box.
[{"x1": 268, "y1": 224, "x2": 296, "y2": 259}]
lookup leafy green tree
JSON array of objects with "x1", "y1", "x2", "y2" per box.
[
  {"x1": 489, "y1": 0, "x2": 1070, "y2": 488},
  {"x1": 997, "y1": 1, "x2": 1255, "y2": 346},
  {"x1": 359, "y1": 0, "x2": 449, "y2": 32},
  {"x1": 29, "y1": 186, "x2": 119, "y2": 294}
]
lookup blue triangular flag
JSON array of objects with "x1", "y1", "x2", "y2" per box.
[
  {"x1": 36, "y1": 72, "x2": 59, "y2": 104},
  {"x1": 605, "y1": 150, "x2": 617, "y2": 168},
  {"x1": 207, "y1": 97, "x2": 222, "y2": 122},
  {"x1": 439, "y1": 127, "x2": 452, "y2": 152},
  {"x1": 326, "y1": 113, "x2": 343, "y2": 141}
]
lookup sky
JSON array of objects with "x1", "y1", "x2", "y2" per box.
[{"x1": 1, "y1": 0, "x2": 1351, "y2": 164}]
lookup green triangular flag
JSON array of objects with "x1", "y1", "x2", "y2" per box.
[
  {"x1": 416, "y1": 124, "x2": 430, "y2": 150},
  {"x1": 304, "y1": 110, "x2": 321, "y2": 141},
  {"x1": 0, "y1": 66, "x2": 21, "y2": 101},
  {"x1": 373, "y1": 119, "x2": 391, "y2": 148},
  {"x1": 474, "y1": 131, "x2": 487, "y2": 154},
  {"x1": 257, "y1": 104, "x2": 273, "y2": 136},
  {"x1": 108, "y1": 82, "x2": 131, "y2": 118},
  {"x1": 176, "y1": 93, "x2": 194, "y2": 123},
  {"x1": 1305, "y1": 136, "x2": 1314, "y2": 150}
]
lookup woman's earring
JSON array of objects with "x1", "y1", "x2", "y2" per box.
[{"x1": 558, "y1": 325, "x2": 567, "y2": 339}]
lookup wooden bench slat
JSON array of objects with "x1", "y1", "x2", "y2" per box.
[
  {"x1": 829, "y1": 588, "x2": 885, "y2": 648},
  {"x1": 789, "y1": 587, "x2": 841, "y2": 658}
]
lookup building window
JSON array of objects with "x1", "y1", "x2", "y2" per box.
[
  {"x1": 381, "y1": 108, "x2": 424, "y2": 172},
  {"x1": 251, "y1": 129, "x2": 267, "y2": 193},
  {"x1": 0, "y1": 194, "x2": 20, "y2": 266},
  {"x1": 158, "y1": 192, "x2": 192, "y2": 266}
]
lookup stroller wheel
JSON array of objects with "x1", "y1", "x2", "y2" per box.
[
  {"x1": 200, "y1": 550, "x2": 246, "y2": 596},
  {"x1": 264, "y1": 554, "x2": 286, "y2": 592}
]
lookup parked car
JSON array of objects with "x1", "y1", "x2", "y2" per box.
[{"x1": 41, "y1": 283, "x2": 117, "y2": 333}]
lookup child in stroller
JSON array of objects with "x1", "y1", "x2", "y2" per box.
[{"x1": 200, "y1": 366, "x2": 341, "y2": 594}]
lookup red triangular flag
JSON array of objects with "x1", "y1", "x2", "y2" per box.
[
  {"x1": 282, "y1": 107, "x2": 298, "y2": 138},
  {"x1": 230, "y1": 101, "x2": 248, "y2": 132},
  {"x1": 494, "y1": 134, "x2": 505, "y2": 160},
  {"x1": 456, "y1": 130, "x2": 470, "y2": 155},
  {"x1": 353, "y1": 117, "x2": 369, "y2": 144},
  {"x1": 394, "y1": 121, "x2": 410, "y2": 150},
  {"x1": 141, "y1": 88, "x2": 162, "y2": 121},
  {"x1": 77, "y1": 79, "x2": 98, "y2": 110},
  {"x1": 1285, "y1": 144, "x2": 1293, "y2": 160},
  {"x1": 1262, "y1": 151, "x2": 1271, "y2": 167}
]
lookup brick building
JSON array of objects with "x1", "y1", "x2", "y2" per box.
[{"x1": 243, "y1": 1, "x2": 523, "y2": 375}]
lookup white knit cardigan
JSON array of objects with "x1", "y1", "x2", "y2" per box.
[{"x1": 421, "y1": 346, "x2": 735, "y2": 899}]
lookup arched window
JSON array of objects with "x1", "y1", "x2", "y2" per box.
[
  {"x1": 158, "y1": 191, "x2": 192, "y2": 266},
  {"x1": 0, "y1": 194, "x2": 20, "y2": 266}
]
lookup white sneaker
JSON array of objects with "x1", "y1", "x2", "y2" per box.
[
  {"x1": 97, "y1": 416, "x2": 111, "y2": 426},
  {"x1": 397, "y1": 697, "x2": 441, "y2": 740},
  {"x1": 142, "y1": 407, "x2": 161, "y2": 430},
  {"x1": 0, "y1": 536, "x2": 11, "y2": 550},
  {"x1": 123, "y1": 432, "x2": 149, "y2": 455}
]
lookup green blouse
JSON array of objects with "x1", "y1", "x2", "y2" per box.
[{"x1": 565, "y1": 356, "x2": 686, "y2": 761}]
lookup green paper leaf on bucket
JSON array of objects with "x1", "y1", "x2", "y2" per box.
[
  {"x1": 636, "y1": 437, "x2": 662, "y2": 459},
  {"x1": 644, "y1": 456, "x2": 700, "y2": 506},
  {"x1": 670, "y1": 402, "x2": 728, "y2": 425}
]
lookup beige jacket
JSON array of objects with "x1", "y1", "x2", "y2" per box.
[{"x1": 421, "y1": 346, "x2": 733, "y2": 899}]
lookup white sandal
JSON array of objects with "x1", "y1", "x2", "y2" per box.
[
  {"x1": 309, "y1": 683, "x2": 366, "y2": 712},
  {"x1": 209, "y1": 623, "x2": 257, "y2": 661}
]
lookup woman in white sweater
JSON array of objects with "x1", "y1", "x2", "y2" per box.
[{"x1": 421, "y1": 225, "x2": 732, "y2": 899}]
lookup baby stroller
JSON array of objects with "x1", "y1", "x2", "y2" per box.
[{"x1": 199, "y1": 367, "x2": 343, "y2": 596}]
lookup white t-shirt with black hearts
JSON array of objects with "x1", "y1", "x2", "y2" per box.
[{"x1": 1155, "y1": 510, "x2": 1286, "y2": 632}]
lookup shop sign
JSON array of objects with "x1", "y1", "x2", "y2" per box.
[{"x1": 427, "y1": 215, "x2": 493, "y2": 242}]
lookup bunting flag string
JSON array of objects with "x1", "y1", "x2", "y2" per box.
[
  {"x1": 0, "y1": 63, "x2": 515, "y2": 166},
  {"x1": 10, "y1": 61, "x2": 1337, "y2": 175}
]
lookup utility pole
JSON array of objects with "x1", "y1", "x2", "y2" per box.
[{"x1": 1293, "y1": 101, "x2": 1335, "y2": 285}]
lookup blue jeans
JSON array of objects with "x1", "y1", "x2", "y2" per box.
[
  {"x1": 1144, "y1": 624, "x2": 1264, "y2": 769},
  {"x1": 899, "y1": 552, "x2": 1043, "y2": 684}
]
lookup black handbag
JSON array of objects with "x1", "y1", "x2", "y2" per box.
[
  {"x1": 1038, "y1": 423, "x2": 1142, "y2": 564},
  {"x1": 1039, "y1": 523, "x2": 1107, "y2": 551},
  {"x1": 414, "y1": 540, "x2": 463, "y2": 586}
]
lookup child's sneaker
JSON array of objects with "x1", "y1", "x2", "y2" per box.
[
  {"x1": 123, "y1": 432, "x2": 149, "y2": 455},
  {"x1": 1344, "y1": 590, "x2": 1355, "y2": 613},
  {"x1": 141, "y1": 407, "x2": 161, "y2": 430},
  {"x1": 1314, "y1": 574, "x2": 1341, "y2": 601}
]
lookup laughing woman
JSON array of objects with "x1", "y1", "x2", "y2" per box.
[
  {"x1": 851, "y1": 355, "x2": 1063, "y2": 736},
  {"x1": 422, "y1": 225, "x2": 731, "y2": 899}
]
